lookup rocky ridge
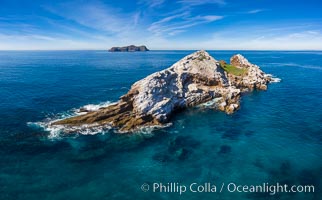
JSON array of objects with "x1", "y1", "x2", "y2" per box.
[{"x1": 52, "y1": 50, "x2": 275, "y2": 133}]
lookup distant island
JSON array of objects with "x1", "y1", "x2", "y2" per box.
[{"x1": 108, "y1": 45, "x2": 149, "y2": 52}]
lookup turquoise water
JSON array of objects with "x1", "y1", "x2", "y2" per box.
[{"x1": 0, "y1": 50, "x2": 321, "y2": 200}]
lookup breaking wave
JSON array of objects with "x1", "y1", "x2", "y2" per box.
[
  {"x1": 28, "y1": 100, "x2": 172, "y2": 138},
  {"x1": 265, "y1": 74, "x2": 282, "y2": 83},
  {"x1": 79, "y1": 101, "x2": 116, "y2": 113},
  {"x1": 270, "y1": 77, "x2": 282, "y2": 83},
  {"x1": 28, "y1": 101, "x2": 116, "y2": 139}
]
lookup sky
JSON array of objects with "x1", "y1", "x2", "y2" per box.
[{"x1": 0, "y1": 0, "x2": 322, "y2": 50}]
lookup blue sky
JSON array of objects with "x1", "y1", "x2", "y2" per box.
[{"x1": 0, "y1": 0, "x2": 322, "y2": 50}]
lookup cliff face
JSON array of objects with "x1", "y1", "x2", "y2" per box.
[
  {"x1": 108, "y1": 45, "x2": 149, "y2": 52},
  {"x1": 52, "y1": 50, "x2": 274, "y2": 133}
]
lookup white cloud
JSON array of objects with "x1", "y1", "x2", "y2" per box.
[
  {"x1": 200, "y1": 15, "x2": 223, "y2": 22},
  {"x1": 45, "y1": 1, "x2": 139, "y2": 34},
  {"x1": 1, "y1": 0, "x2": 321, "y2": 50},
  {"x1": 1, "y1": 28, "x2": 322, "y2": 50},
  {"x1": 138, "y1": 0, "x2": 165, "y2": 8},
  {"x1": 148, "y1": 13, "x2": 223, "y2": 36},
  {"x1": 247, "y1": 9, "x2": 265, "y2": 14},
  {"x1": 197, "y1": 29, "x2": 322, "y2": 50},
  {"x1": 151, "y1": 12, "x2": 190, "y2": 26},
  {"x1": 178, "y1": 0, "x2": 226, "y2": 6},
  {"x1": 146, "y1": 0, "x2": 225, "y2": 37}
]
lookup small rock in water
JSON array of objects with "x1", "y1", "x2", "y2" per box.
[{"x1": 78, "y1": 108, "x2": 89, "y2": 113}]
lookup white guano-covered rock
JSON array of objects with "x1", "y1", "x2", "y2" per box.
[{"x1": 52, "y1": 50, "x2": 277, "y2": 132}]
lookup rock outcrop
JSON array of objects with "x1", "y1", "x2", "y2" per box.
[
  {"x1": 52, "y1": 50, "x2": 274, "y2": 133},
  {"x1": 227, "y1": 54, "x2": 272, "y2": 91},
  {"x1": 108, "y1": 45, "x2": 149, "y2": 52}
]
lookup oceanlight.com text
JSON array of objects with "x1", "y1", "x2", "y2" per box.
[{"x1": 141, "y1": 182, "x2": 315, "y2": 195}]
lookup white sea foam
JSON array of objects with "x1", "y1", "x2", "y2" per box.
[
  {"x1": 29, "y1": 121, "x2": 113, "y2": 139},
  {"x1": 27, "y1": 122, "x2": 64, "y2": 139},
  {"x1": 28, "y1": 101, "x2": 117, "y2": 138},
  {"x1": 197, "y1": 97, "x2": 222, "y2": 108},
  {"x1": 45, "y1": 125, "x2": 65, "y2": 139},
  {"x1": 266, "y1": 62, "x2": 300, "y2": 67},
  {"x1": 80, "y1": 101, "x2": 116, "y2": 112},
  {"x1": 266, "y1": 62, "x2": 322, "y2": 70},
  {"x1": 28, "y1": 100, "x2": 169, "y2": 138},
  {"x1": 270, "y1": 77, "x2": 282, "y2": 83},
  {"x1": 265, "y1": 74, "x2": 281, "y2": 83},
  {"x1": 301, "y1": 65, "x2": 322, "y2": 70},
  {"x1": 59, "y1": 124, "x2": 112, "y2": 136},
  {"x1": 129, "y1": 123, "x2": 173, "y2": 135}
]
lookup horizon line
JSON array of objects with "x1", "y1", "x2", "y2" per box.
[{"x1": 1, "y1": 49, "x2": 322, "y2": 51}]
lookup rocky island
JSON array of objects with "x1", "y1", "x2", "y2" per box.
[
  {"x1": 108, "y1": 45, "x2": 149, "y2": 52},
  {"x1": 52, "y1": 50, "x2": 276, "y2": 133}
]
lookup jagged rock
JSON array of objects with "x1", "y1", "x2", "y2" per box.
[
  {"x1": 226, "y1": 103, "x2": 239, "y2": 114},
  {"x1": 226, "y1": 54, "x2": 272, "y2": 91},
  {"x1": 108, "y1": 45, "x2": 149, "y2": 52},
  {"x1": 230, "y1": 54, "x2": 251, "y2": 68},
  {"x1": 78, "y1": 108, "x2": 89, "y2": 113},
  {"x1": 52, "y1": 50, "x2": 275, "y2": 133}
]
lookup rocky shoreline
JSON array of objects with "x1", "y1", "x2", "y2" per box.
[{"x1": 52, "y1": 50, "x2": 276, "y2": 133}]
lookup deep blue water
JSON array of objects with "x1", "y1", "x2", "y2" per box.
[{"x1": 0, "y1": 50, "x2": 321, "y2": 200}]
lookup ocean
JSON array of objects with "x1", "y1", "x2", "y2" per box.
[{"x1": 0, "y1": 50, "x2": 321, "y2": 200}]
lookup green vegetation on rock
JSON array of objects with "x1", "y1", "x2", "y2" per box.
[
  {"x1": 219, "y1": 60, "x2": 247, "y2": 76},
  {"x1": 197, "y1": 52, "x2": 208, "y2": 61}
]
